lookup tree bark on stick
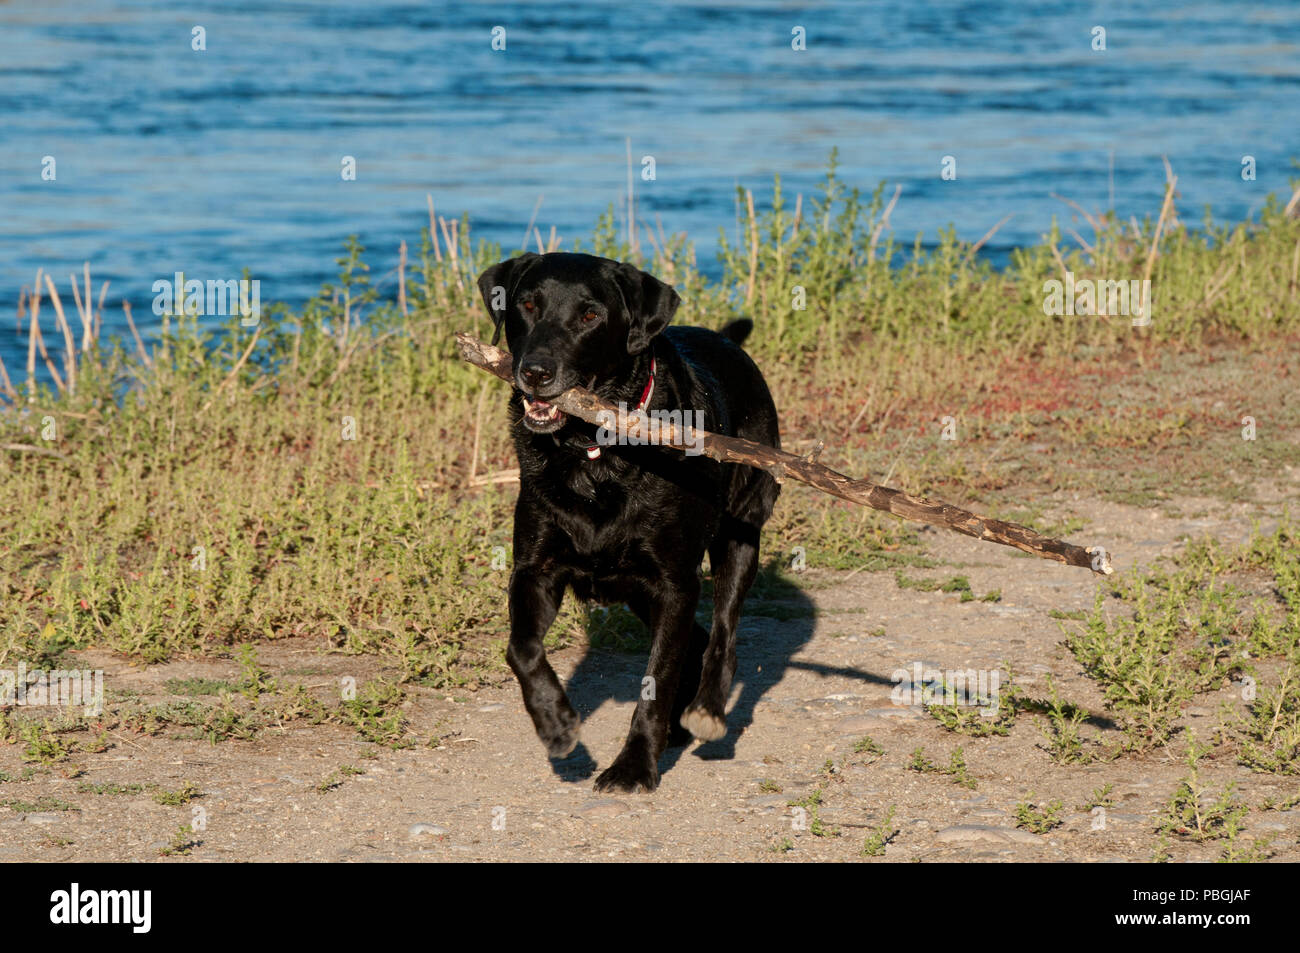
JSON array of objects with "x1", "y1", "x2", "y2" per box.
[{"x1": 456, "y1": 332, "x2": 1114, "y2": 576}]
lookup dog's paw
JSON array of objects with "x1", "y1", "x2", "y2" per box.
[
  {"x1": 680, "y1": 706, "x2": 726, "y2": 741},
  {"x1": 541, "y1": 708, "x2": 581, "y2": 760},
  {"x1": 593, "y1": 756, "x2": 659, "y2": 794},
  {"x1": 666, "y1": 722, "x2": 693, "y2": 748},
  {"x1": 546, "y1": 731, "x2": 580, "y2": 760}
]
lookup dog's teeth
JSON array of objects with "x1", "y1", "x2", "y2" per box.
[{"x1": 522, "y1": 397, "x2": 533, "y2": 412}]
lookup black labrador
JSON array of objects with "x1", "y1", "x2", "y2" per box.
[{"x1": 476, "y1": 252, "x2": 780, "y2": 793}]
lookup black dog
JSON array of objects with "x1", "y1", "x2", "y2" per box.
[{"x1": 476, "y1": 252, "x2": 780, "y2": 793}]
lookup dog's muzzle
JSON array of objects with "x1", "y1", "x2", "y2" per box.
[{"x1": 520, "y1": 395, "x2": 567, "y2": 433}]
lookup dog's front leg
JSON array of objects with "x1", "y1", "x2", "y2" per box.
[
  {"x1": 593, "y1": 575, "x2": 699, "y2": 793},
  {"x1": 507, "y1": 566, "x2": 581, "y2": 759}
]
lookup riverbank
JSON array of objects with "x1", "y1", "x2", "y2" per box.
[{"x1": 3, "y1": 168, "x2": 1299, "y2": 860}]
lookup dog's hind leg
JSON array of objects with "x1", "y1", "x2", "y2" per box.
[
  {"x1": 507, "y1": 566, "x2": 581, "y2": 759},
  {"x1": 679, "y1": 525, "x2": 756, "y2": 741},
  {"x1": 671, "y1": 623, "x2": 709, "y2": 748},
  {"x1": 681, "y1": 476, "x2": 777, "y2": 741}
]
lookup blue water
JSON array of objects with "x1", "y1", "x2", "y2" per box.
[{"x1": 2, "y1": 0, "x2": 1298, "y2": 371}]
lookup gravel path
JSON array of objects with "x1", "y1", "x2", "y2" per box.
[{"x1": 4, "y1": 490, "x2": 1298, "y2": 862}]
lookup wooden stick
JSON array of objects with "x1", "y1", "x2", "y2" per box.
[
  {"x1": 744, "y1": 189, "x2": 758, "y2": 305},
  {"x1": 0, "y1": 347, "x2": 15, "y2": 401},
  {"x1": 438, "y1": 215, "x2": 461, "y2": 299},
  {"x1": 69, "y1": 271, "x2": 88, "y2": 344},
  {"x1": 398, "y1": 239, "x2": 408, "y2": 318},
  {"x1": 467, "y1": 381, "x2": 489, "y2": 488},
  {"x1": 44, "y1": 273, "x2": 77, "y2": 395},
  {"x1": 523, "y1": 194, "x2": 543, "y2": 251},
  {"x1": 95, "y1": 280, "x2": 109, "y2": 343},
  {"x1": 867, "y1": 185, "x2": 901, "y2": 265},
  {"x1": 965, "y1": 213, "x2": 1014, "y2": 264},
  {"x1": 470, "y1": 468, "x2": 520, "y2": 487},
  {"x1": 30, "y1": 298, "x2": 65, "y2": 395},
  {"x1": 0, "y1": 288, "x2": 17, "y2": 400},
  {"x1": 2, "y1": 442, "x2": 68, "y2": 460},
  {"x1": 122, "y1": 300, "x2": 153, "y2": 369},
  {"x1": 82, "y1": 262, "x2": 93, "y2": 351},
  {"x1": 1142, "y1": 168, "x2": 1178, "y2": 300},
  {"x1": 455, "y1": 332, "x2": 1115, "y2": 575},
  {"x1": 27, "y1": 269, "x2": 42, "y2": 391},
  {"x1": 199, "y1": 326, "x2": 261, "y2": 414},
  {"x1": 626, "y1": 137, "x2": 635, "y2": 255},
  {"x1": 426, "y1": 195, "x2": 440, "y2": 261}
]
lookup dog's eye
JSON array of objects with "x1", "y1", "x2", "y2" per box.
[
  {"x1": 522, "y1": 300, "x2": 535, "y2": 313},
  {"x1": 581, "y1": 310, "x2": 599, "y2": 324}
]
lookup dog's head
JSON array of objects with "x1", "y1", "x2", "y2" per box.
[{"x1": 476, "y1": 252, "x2": 680, "y2": 433}]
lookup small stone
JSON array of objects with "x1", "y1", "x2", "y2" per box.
[
  {"x1": 477, "y1": 703, "x2": 505, "y2": 713},
  {"x1": 1100, "y1": 812, "x2": 1150, "y2": 828},
  {"x1": 934, "y1": 824, "x2": 1042, "y2": 846},
  {"x1": 836, "y1": 716, "x2": 880, "y2": 732},
  {"x1": 408, "y1": 823, "x2": 449, "y2": 837},
  {"x1": 837, "y1": 708, "x2": 924, "y2": 731},
  {"x1": 23, "y1": 813, "x2": 61, "y2": 826},
  {"x1": 575, "y1": 799, "x2": 630, "y2": 818},
  {"x1": 866, "y1": 706, "x2": 926, "y2": 721}
]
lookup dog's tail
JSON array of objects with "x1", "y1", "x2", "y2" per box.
[{"x1": 719, "y1": 318, "x2": 754, "y2": 346}]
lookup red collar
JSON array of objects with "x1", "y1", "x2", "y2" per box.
[
  {"x1": 634, "y1": 355, "x2": 657, "y2": 412},
  {"x1": 580, "y1": 356, "x2": 655, "y2": 461}
]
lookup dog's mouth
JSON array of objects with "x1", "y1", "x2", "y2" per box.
[{"x1": 520, "y1": 395, "x2": 567, "y2": 433}]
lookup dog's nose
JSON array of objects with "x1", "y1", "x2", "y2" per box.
[{"x1": 519, "y1": 359, "x2": 555, "y2": 391}]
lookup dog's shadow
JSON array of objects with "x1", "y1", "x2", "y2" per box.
[{"x1": 551, "y1": 556, "x2": 892, "y2": 783}]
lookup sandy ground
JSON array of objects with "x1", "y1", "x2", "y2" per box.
[{"x1": 3, "y1": 488, "x2": 1298, "y2": 863}]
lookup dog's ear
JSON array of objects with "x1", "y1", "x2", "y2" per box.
[
  {"x1": 614, "y1": 262, "x2": 680, "y2": 354},
  {"x1": 476, "y1": 253, "x2": 539, "y2": 345}
]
